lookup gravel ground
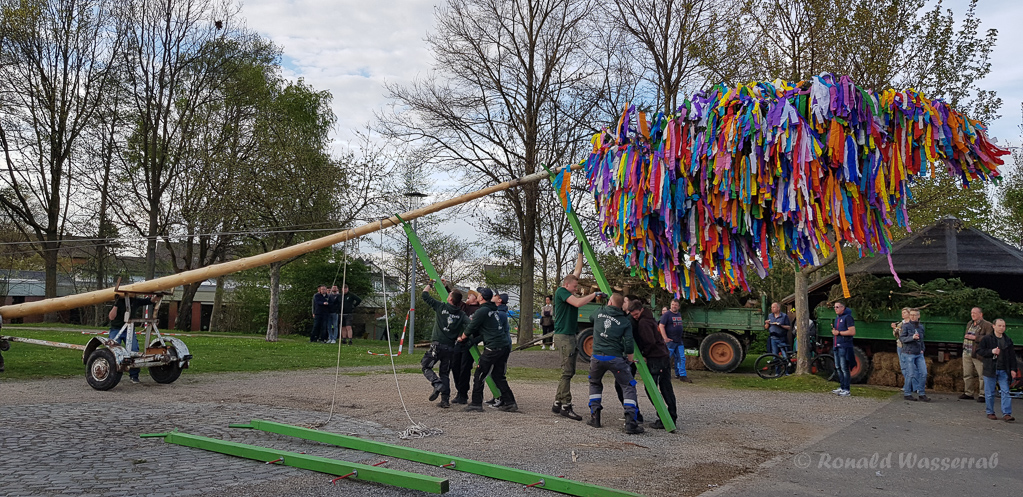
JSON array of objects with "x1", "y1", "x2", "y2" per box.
[{"x1": 0, "y1": 349, "x2": 887, "y2": 496}]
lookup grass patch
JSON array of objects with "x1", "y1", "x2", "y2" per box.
[
  {"x1": 701, "y1": 372, "x2": 896, "y2": 399},
  {"x1": 0, "y1": 329, "x2": 418, "y2": 380}
]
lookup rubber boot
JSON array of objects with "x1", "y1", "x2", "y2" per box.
[{"x1": 587, "y1": 407, "x2": 602, "y2": 428}]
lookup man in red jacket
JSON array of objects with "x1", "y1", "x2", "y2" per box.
[{"x1": 626, "y1": 299, "x2": 678, "y2": 429}]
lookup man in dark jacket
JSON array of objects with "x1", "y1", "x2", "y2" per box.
[
  {"x1": 977, "y1": 319, "x2": 1019, "y2": 422},
  {"x1": 831, "y1": 301, "x2": 856, "y2": 397},
  {"x1": 421, "y1": 283, "x2": 469, "y2": 408},
  {"x1": 447, "y1": 281, "x2": 480, "y2": 404},
  {"x1": 627, "y1": 299, "x2": 678, "y2": 429},
  {"x1": 311, "y1": 285, "x2": 330, "y2": 343},
  {"x1": 586, "y1": 293, "x2": 643, "y2": 434},
  {"x1": 458, "y1": 288, "x2": 517, "y2": 412},
  {"x1": 327, "y1": 286, "x2": 341, "y2": 344},
  {"x1": 898, "y1": 309, "x2": 930, "y2": 401},
  {"x1": 340, "y1": 284, "x2": 361, "y2": 345}
]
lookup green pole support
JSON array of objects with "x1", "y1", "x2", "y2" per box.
[
  {"x1": 232, "y1": 419, "x2": 643, "y2": 497},
  {"x1": 396, "y1": 214, "x2": 500, "y2": 398},
  {"x1": 141, "y1": 431, "x2": 449, "y2": 494},
  {"x1": 543, "y1": 165, "x2": 677, "y2": 433}
]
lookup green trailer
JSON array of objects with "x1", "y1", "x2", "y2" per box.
[
  {"x1": 815, "y1": 307, "x2": 1023, "y2": 384},
  {"x1": 573, "y1": 300, "x2": 770, "y2": 373}
]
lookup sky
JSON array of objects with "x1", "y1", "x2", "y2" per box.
[{"x1": 239, "y1": 0, "x2": 1023, "y2": 254}]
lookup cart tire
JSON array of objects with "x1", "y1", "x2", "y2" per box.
[
  {"x1": 148, "y1": 349, "x2": 183, "y2": 384},
  {"x1": 576, "y1": 328, "x2": 594, "y2": 363},
  {"x1": 850, "y1": 346, "x2": 871, "y2": 384},
  {"x1": 86, "y1": 349, "x2": 122, "y2": 391},
  {"x1": 700, "y1": 333, "x2": 743, "y2": 372}
]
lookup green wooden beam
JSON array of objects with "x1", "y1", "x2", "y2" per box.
[
  {"x1": 140, "y1": 431, "x2": 448, "y2": 494},
  {"x1": 396, "y1": 213, "x2": 500, "y2": 397},
  {"x1": 543, "y1": 165, "x2": 677, "y2": 433},
  {"x1": 230, "y1": 420, "x2": 642, "y2": 497}
]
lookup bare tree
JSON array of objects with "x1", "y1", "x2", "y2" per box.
[
  {"x1": 0, "y1": 0, "x2": 120, "y2": 318},
  {"x1": 381, "y1": 0, "x2": 603, "y2": 345}
]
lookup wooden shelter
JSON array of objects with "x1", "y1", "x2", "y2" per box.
[{"x1": 782, "y1": 217, "x2": 1023, "y2": 306}]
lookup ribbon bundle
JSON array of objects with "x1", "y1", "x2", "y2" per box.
[{"x1": 580, "y1": 74, "x2": 1007, "y2": 301}]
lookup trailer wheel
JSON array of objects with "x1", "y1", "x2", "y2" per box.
[
  {"x1": 850, "y1": 346, "x2": 871, "y2": 384},
  {"x1": 86, "y1": 349, "x2": 122, "y2": 391},
  {"x1": 700, "y1": 333, "x2": 743, "y2": 372},
  {"x1": 0, "y1": 339, "x2": 9, "y2": 351},
  {"x1": 576, "y1": 328, "x2": 594, "y2": 363},
  {"x1": 148, "y1": 349, "x2": 183, "y2": 384}
]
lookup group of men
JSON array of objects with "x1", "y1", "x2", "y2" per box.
[
  {"x1": 310, "y1": 284, "x2": 360, "y2": 344},
  {"x1": 959, "y1": 307, "x2": 1018, "y2": 422},
  {"x1": 417, "y1": 256, "x2": 683, "y2": 434},
  {"x1": 419, "y1": 281, "x2": 515, "y2": 411}
]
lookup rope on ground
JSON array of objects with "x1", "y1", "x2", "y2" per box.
[{"x1": 377, "y1": 223, "x2": 441, "y2": 440}]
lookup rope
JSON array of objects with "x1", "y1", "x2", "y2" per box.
[
  {"x1": 323, "y1": 239, "x2": 350, "y2": 425},
  {"x1": 377, "y1": 223, "x2": 440, "y2": 440}
]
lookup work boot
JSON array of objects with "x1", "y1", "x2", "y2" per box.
[
  {"x1": 624, "y1": 419, "x2": 645, "y2": 434},
  {"x1": 587, "y1": 408, "x2": 601, "y2": 428},
  {"x1": 463, "y1": 404, "x2": 484, "y2": 412},
  {"x1": 636, "y1": 411, "x2": 644, "y2": 423},
  {"x1": 551, "y1": 402, "x2": 562, "y2": 414},
  {"x1": 679, "y1": 376, "x2": 693, "y2": 383},
  {"x1": 649, "y1": 419, "x2": 665, "y2": 430},
  {"x1": 958, "y1": 393, "x2": 973, "y2": 400},
  {"x1": 497, "y1": 402, "x2": 518, "y2": 412},
  {"x1": 918, "y1": 395, "x2": 931, "y2": 402},
  {"x1": 904, "y1": 396, "x2": 917, "y2": 401},
  {"x1": 437, "y1": 395, "x2": 450, "y2": 408},
  {"x1": 451, "y1": 394, "x2": 468, "y2": 405},
  {"x1": 559, "y1": 405, "x2": 582, "y2": 421},
  {"x1": 429, "y1": 383, "x2": 444, "y2": 401}
]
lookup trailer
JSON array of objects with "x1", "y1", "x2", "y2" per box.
[{"x1": 574, "y1": 300, "x2": 771, "y2": 373}]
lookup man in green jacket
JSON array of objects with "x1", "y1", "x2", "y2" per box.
[
  {"x1": 586, "y1": 293, "x2": 643, "y2": 434},
  {"x1": 421, "y1": 283, "x2": 469, "y2": 408},
  {"x1": 458, "y1": 288, "x2": 517, "y2": 412}
]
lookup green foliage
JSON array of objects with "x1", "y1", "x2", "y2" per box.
[
  {"x1": 231, "y1": 249, "x2": 372, "y2": 334},
  {"x1": 825, "y1": 274, "x2": 1023, "y2": 322}
]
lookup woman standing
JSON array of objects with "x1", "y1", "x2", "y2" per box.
[{"x1": 541, "y1": 295, "x2": 555, "y2": 350}]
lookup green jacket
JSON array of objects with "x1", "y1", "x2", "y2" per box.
[
  {"x1": 463, "y1": 301, "x2": 510, "y2": 349},
  {"x1": 422, "y1": 291, "x2": 468, "y2": 346},
  {"x1": 589, "y1": 305, "x2": 634, "y2": 359}
]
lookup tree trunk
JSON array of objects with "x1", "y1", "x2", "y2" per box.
[
  {"x1": 174, "y1": 282, "x2": 201, "y2": 330},
  {"x1": 209, "y1": 275, "x2": 225, "y2": 332},
  {"x1": 517, "y1": 185, "x2": 538, "y2": 346},
  {"x1": 794, "y1": 269, "x2": 810, "y2": 374},
  {"x1": 42, "y1": 238, "x2": 59, "y2": 322},
  {"x1": 146, "y1": 198, "x2": 159, "y2": 279},
  {"x1": 265, "y1": 261, "x2": 282, "y2": 342}
]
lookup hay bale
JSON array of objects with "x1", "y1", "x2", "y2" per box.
[
  {"x1": 954, "y1": 377, "x2": 965, "y2": 393},
  {"x1": 932, "y1": 374, "x2": 955, "y2": 392},
  {"x1": 867, "y1": 370, "x2": 886, "y2": 386},
  {"x1": 874, "y1": 370, "x2": 896, "y2": 387},
  {"x1": 937, "y1": 357, "x2": 963, "y2": 377},
  {"x1": 873, "y1": 352, "x2": 898, "y2": 373},
  {"x1": 688, "y1": 355, "x2": 706, "y2": 371}
]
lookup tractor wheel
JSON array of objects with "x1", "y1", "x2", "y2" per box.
[
  {"x1": 576, "y1": 328, "x2": 594, "y2": 363},
  {"x1": 148, "y1": 348, "x2": 183, "y2": 384},
  {"x1": 700, "y1": 333, "x2": 743, "y2": 373},
  {"x1": 86, "y1": 349, "x2": 122, "y2": 391},
  {"x1": 849, "y1": 346, "x2": 871, "y2": 384}
]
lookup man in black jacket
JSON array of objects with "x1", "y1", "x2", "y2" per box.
[
  {"x1": 340, "y1": 284, "x2": 361, "y2": 345},
  {"x1": 327, "y1": 286, "x2": 341, "y2": 344},
  {"x1": 458, "y1": 288, "x2": 517, "y2": 412},
  {"x1": 311, "y1": 285, "x2": 330, "y2": 342},
  {"x1": 626, "y1": 299, "x2": 678, "y2": 429},
  {"x1": 421, "y1": 283, "x2": 468, "y2": 408},
  {"x1": 977, "y1": 319, "x2": 1019, "y2": 422}
]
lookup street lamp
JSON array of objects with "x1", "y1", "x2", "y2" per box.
[{"x1": 404, "y1": 191, "x2": 428, "y2": 355}]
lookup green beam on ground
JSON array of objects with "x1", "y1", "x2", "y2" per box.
[
  {"x1": 231, "y1": 420, "x2": 643, "y2": 497},
  {"x1": 543, "y1": 165, "x2": 677, "y2": 433},
  {"x1": 396, "y1": 213, "x2": 500, "y2": 397},
  {"x1": 141, "y1": 431, "x2": 449, "y2": 494}
]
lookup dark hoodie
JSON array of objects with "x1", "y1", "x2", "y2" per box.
[
  {"x1": 423, "y1": 291, "x2": 468, "y2": 346},
  {"x1": 463, "y1": 301, "x2": 510, "y2": 349},
  {"x1": 632, "y1": 308, "x2": 669, "y2": 360}
]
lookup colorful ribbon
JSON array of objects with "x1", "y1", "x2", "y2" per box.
[{"x1": 576, "y1": 74, "x2": 1007, "y2": 301}]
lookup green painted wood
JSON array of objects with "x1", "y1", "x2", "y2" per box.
[
  {"x1": 544, "y1": 165, "x2": 677, "y2": 433},
  {"x1": 396, "y1": 214, "x2": 499, "y2": 397},
  {"x1": 142, "y1": 431, "x2": 448, "y2": 494},
  {"x1": 232, "y1": 420, "x2": 643, "y2": 497}
]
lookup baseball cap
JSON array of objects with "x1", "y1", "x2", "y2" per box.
[
  {"x1": 479, "y1": 288, "x2": 494, "y2": 301},
  {"x1": 499, "y1": 293, "x2": 509, "y2": 304}
]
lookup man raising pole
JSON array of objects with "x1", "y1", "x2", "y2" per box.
[{"x1": 552, "y1": 251, "x2": 600, "y2": 421}]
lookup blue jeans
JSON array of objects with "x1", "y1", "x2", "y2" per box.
[
  {"x1": 109, "y1": 326, "x2": 140, "y2": 380},
  {"x1": 984, "y1": 371, "x2": 1012, "y2": 416},
  {"x1": 834, "y1": 346, "x2": 854, "y2": 391},
  {"x1": 666, "y1": 341, "x2": 687, "y2": 377},
  {"x1": 768, "y1": 336, "x2": 787, "y2": 355},
  {"x1": 899, "y1": 352, "x2": 926, "y2": 395},
  {"x1": 328, "y1": 313, "x2": 340, "y2": 341}
]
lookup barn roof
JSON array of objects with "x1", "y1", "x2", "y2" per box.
[{"x1": 781, "y1": 217, "x2": 1023, "y2": 304}]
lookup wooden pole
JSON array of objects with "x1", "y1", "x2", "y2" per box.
[{"x1": 0, "y1": 167, "x2": 576, "y2": 320}]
